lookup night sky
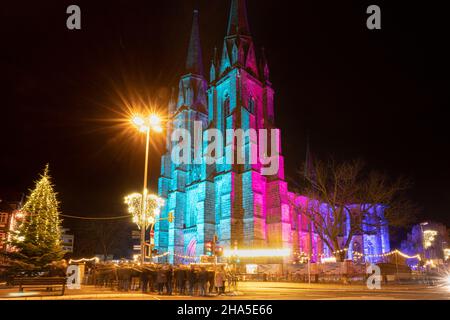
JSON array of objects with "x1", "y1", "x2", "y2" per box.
[{"x1": 1, "y1": 1, "x2": 449, "y2": 228}]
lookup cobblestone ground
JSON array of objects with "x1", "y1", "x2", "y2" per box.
[{"x1": 1, "y1": 282, "x2": 449, "y2": 300}]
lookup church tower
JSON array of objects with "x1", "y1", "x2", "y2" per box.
[
  {"x1": 208, "y1": 0, "x2": 290, "y2": 250},
  {"x1": 156, "y1": 10, "x2": 215, "y2": 264},
  {"x1": 157, "y1": 1, "x2": 292, "y2": 262}
]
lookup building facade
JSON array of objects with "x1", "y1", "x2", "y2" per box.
[
  {"x1": 0, "y1": 197, "x2": 24, "y2": 252},
  {"x1": 0, "y1": 202, "x2": 12, "y2": 252},
  {"x1": 155, "y1": 0, "x2": 389, "y2": 264},
  {"x1": 61, "y1": 228, "x2": 75, "y2": 253},
  {"x1": 401, "y1": 221, "x2": 449, "y2": 266}
]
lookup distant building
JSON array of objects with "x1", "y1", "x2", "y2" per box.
[
  {"x1": 61, "y1": 228, "x2": 75, "y2": 253},
  {"x1": 0, "y1": 201, "x2": 13, "y2": 252},
  {"x1": 401, "y1": 221, "x2": 449, "y2": 266}
]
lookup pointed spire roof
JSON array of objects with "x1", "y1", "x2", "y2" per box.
[
  {"x1": 304, "y1": 133, "x2": 316, "y2": 181},
  {"x1": 260, "y1": 47, "x2": 270, "y2": 80},
  {"x1": 227, "y1": 0, "x2": 251, "y2": 37},
  {"x1": 185, "y1": 10, "x2": 204, "y2": 76}
]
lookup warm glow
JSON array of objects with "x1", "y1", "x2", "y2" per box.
[
  {"x1": 132, "y1": 116, "x2": 145, "y2": 127},
  {"x1": 130, "y1": 113, "x2": 163, "y2": 133},
  {"x1": 321, "y1": 257, "x2": 337, "y2": 263},
  {"x1": 223, "y1": 248, "x2": 291, "y2": 258},
  {"x1": 69, "y1": 257, "x2": 100, "y2": 264},
  {"x1": 124, "y1": 192, "x2": 165, "y2": 229},
  {"x1": 423, "y1": 230, "x2": 438, "y2": 249},
  {"x1": 149, "y1": 114, "x2": 161, "y2": 127}
]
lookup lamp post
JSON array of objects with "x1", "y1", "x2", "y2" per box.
[
  {"x1": 420, "y1": 222, "x2": 428, "y2": 263},
  {"x1": 129, "y1": 114, "x2": 163, "y2": 265}
]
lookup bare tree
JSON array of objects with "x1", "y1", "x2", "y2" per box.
[
  {"x1": 292, "y1": 158, "x2": 417, "y2": 261},
  {"x1": 73, "y1": 220, "x2": 130, "y2": 261}
]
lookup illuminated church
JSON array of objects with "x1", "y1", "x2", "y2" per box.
[{"x1": 155, "y1": 0, "x2": 390, "y2": 264}]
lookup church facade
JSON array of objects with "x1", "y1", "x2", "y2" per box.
[{"x1": 155, "y1": 0, "x2": 390, "y2": 264}]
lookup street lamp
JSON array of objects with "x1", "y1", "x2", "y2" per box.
[
  {"x1": 128, "y1": 113, "x2": 163, "y2": 264},
  {"x1": 420, "y1": 222, "x2": 429, "y2": 264}
]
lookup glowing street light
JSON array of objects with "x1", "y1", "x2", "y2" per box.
[
  {"x1": 131, "y1": 114, "x2": 163, "y2": 133},
  {"x1": 125, "y1": 192, "x2": 164, "y2": 252},
  {"x1": 129, "y1": 113, "x2": 164, "y2": 264}
]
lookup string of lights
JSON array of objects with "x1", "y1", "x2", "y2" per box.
[
  {"x1": 69, "y1": 257, "x2": 100, "y2": 264},
  {"x1": 293, "y1": 248, "x2": 422, "y2": 260},
  {"x1": 59, "y1": 214, "x2": 132, "y2": 220},
  {"x1": 150, "y1": 251, "x2": 200, "y2": 261}
]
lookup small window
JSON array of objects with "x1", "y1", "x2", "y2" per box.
[
  {"x1": 248, "y1": 97, "x2": 255, "y2": 114},
  {"x1": 0, "y1": 213, "x2": 7, "y2": 224},
  {"x1": 223, "y1": 94, "x2": 230, "y2": 117}
]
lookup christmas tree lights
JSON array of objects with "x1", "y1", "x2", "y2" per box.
[{"x1": 6, "y1": 165, "x2": 65, "y2": 274}]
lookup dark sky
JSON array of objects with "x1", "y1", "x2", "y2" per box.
[{"x1": 1, "y1": 0, "x2": 449, "y2": 226}]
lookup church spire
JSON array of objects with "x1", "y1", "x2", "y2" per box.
[
  {"x1": 185, "y1": 10, "x2": 204, "y2": 76},
  {"x1": 227, "y1": 0, "x2": 251, "y2": 37}
]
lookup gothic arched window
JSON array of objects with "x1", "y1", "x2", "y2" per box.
[
  {"x1": 223, "y1": 94, "x2": 230, "y2": 118},
  {"x1": 248, "y1": 97, "x2": 255, "y2": 114}
]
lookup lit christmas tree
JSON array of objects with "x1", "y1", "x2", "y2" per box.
[{"x1": 6, "y1": 164, "x2": 65, "y2": 275}]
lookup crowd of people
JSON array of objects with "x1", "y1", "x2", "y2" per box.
[{"x1": 86, "y1": 263, "x2": 238, "y2": 296}]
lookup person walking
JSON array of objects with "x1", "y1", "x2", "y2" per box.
[
  {"x1": 150, "y1": 267, "x2": 157, "y2": 292},
  {"x1": 156, "y1": 267, "x2": 166, "y2": 295},
  {"x1": 123, "y1": 266, "x2": 132, "y2": 292},
  {"x1": 141, "y1": 267, "x2": 150, "y2": 293},
  {"x1": 198, "y1": 267, "x2": 208, "y2": 296},
  {"x1": 215, "y1": 267, "x2": 225, "y2": 295},
  {"x1": 188, "y1": 266, "x2": 198, "y2": 296},
  {"x1": 166, "y1": 265, "x2": 174, "y2": 295},
  {"x1": 176, "y1": 266, "x2": 186, "y2": 295},
  {"x1": 207, "y1": 268, "x2": 215, "y2": 293}
]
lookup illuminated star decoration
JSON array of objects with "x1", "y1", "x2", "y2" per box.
[{"x1": 124, "y1": 192, "x2": 165, "y2": 229}]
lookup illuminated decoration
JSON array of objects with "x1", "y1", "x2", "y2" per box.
[
  {"x1": 246, "y1": 264, "x2": 258, "y2": 274},
  {"x1": 69, "y1": 257, "x2": 100, "y2": 264},
  {"x1": 125, "y1": 192, "x2": 165, "y2": 230},
  {"x1": 321, "y1": 257, "x2": 337, "y2": 263},
  {"x1": 155, "y1": 0, "x2": 390, "y2": 264},
  {"x1": 223, "y1": 248, "x2": 291, "y2": 258},
  {"x1": 444, "y1": 248, "x2": 450, "y2": 261},
  {"x1": 424, "y1": 260, "x2": 436, "y2": 268},
  {"x1": 14, "y1": 211, "x2": 25, "y2": 219},
  {"x1": 150, "y1": 251, "x2": 200, "y2": 262},
  {"x1": 6, "y1": 165, "x2": 65, "y2": 270},
  {"x1": 423, "y1": 230, "x2": 438, "y2": 249}
]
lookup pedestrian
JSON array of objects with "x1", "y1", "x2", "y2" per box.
[
  {"x1": 188, "y1": 266, "x2": 198, "y2": 296},
  {"x1": 176, "y1": 266, "x2": 186, "y2": 295},
  {"x1": 156, "y1": 267, "x2": 167, "y2": 295},
  {"x1": 141, "y1": 267, "x2": 150, "y2": 293},
  {"x1": 215, "y1": 267, "x2": 225, "y2": 295},
  {"x1": 123, "y1": 266, "x2": 132, "y2": 291},
  {"x1": 198, "y1": 267, "x2": 208, "y2": 296},
  {"x1": 150, "y1": 267, "x2": 157, "y2": 292},
  {"x1": 207, "y1": 268, "x2": 215, "y2": 293},
  {"x1": 166, "y1": 265, "x2": 174, "y2": 295},
  {"x1": 226, "y1": 269, "x2": 233, "y2": 293}
]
